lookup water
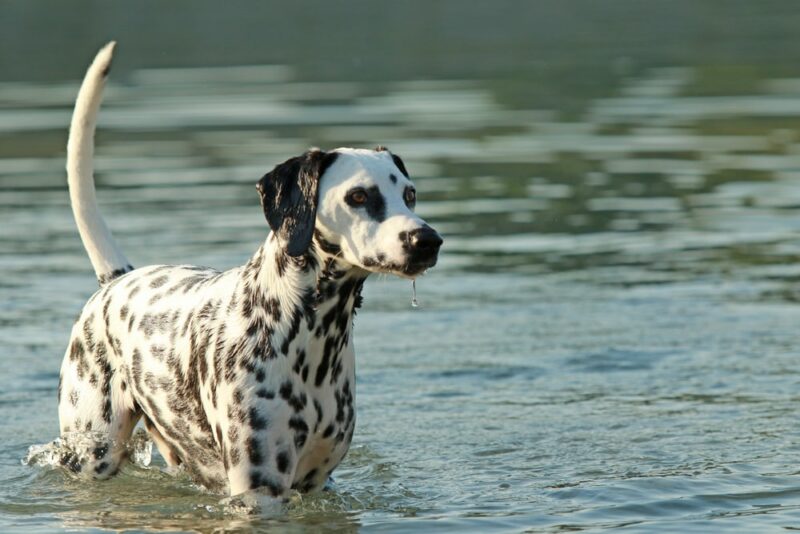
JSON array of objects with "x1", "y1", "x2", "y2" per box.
[{"x1": 4, "y1": 1, "x2": 800, "y2": 531}]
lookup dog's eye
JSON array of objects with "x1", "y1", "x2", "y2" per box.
[
  {"x1": 404, "y1": 187, "x2": 416, "y2": 207},
  {"x1": 347, "y1": 189, "x2": 368, "y2": 206}
]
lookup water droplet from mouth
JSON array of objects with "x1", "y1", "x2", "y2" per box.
[{"x1": 411, "y1": 279, "x2": 419, "y2": 308}]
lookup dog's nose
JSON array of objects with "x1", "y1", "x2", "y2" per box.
[
  {"x1": 407, "y1": 227, "x2": 443, "y2": 259},
  {"x1": 411, "y1": 227, "x2": 443, "y2": 252}
]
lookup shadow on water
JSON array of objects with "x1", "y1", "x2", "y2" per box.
[{"x1": 4, "y1": 1, "x2": 800, "y2": 532}]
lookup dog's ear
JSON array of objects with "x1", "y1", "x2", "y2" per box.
[
  {"x1": 257, "y1": 150, "x2": 339, "y2": 256},
  {"x1": 374, "y1": 145, "x2": 408, "y2": 177}
]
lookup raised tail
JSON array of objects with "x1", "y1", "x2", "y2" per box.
[{"x1": 66, "y1": 42, "x2": 132, "y2": 285}]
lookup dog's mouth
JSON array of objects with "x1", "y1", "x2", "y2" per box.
[
  {"x1": 401, "y1": 257, "x2": 438, "y2": 278},
  {"x1": 359, "y1": 229, "x2": 442, "y2": 279},
  {"x1": 360, "y1": 255, "x2": 439, "y2": 279}
]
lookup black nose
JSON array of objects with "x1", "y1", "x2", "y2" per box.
[{"x1": 407, "y1": 227, "x2": 443, "y2": 259}]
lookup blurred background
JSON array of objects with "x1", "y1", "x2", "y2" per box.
[{"x1": 4, "y1": 1, "x2": 800, "y2": 532}]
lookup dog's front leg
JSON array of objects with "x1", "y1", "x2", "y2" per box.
[{"x1": 221, "y1": 401, "x2": 298, "y2": 498}]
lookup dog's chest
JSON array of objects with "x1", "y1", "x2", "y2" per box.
[{"x1": 200, "y1": 278, "x2": 358, "y2": 491}]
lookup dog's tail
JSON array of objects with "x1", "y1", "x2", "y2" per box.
[{"x1": 67, "y1": 42, "x2": 133, "y2": 285}]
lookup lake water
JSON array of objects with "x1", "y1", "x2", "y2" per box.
[{"x1": 4, "y1": 2, "x2": 800, "y2": 532}]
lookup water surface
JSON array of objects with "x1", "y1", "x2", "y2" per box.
[{"x1": 4, "y1": 2, "x2": 800, "y2": 532}]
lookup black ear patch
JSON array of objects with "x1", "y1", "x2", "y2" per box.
[
  {"x1": 257, "y1": 150, "x2": 339, "y2": 256},
  {"x1": 374, "y1": 145, "x2": 409, "y2": 177},
  {"x1": 390, "y1": 154, "x2": 408, "y2": 177}
]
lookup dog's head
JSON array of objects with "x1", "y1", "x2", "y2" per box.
[{"x1": 257, "y1": 147, "x2": 442, "y2": 278}]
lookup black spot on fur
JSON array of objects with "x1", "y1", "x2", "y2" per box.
[
  {"x1": 230, "y1": 446, "x2": 241, "y2": 467},
  {"x1": 249, "y1": 407, "x2": 268, "y2": 431},
  {"x1": 257, "y1": 388, "x2": 275, "y2": 399},
  {"x1": 279, "y1": 381, "x2": 293, "y2": 400},
  {"x1": 314, "y1": 337, "x2": 336, "y2": 387},
  {"x1": 69, "y1": 339, "x2": 85, "y2": 362},
  {"x1": 265, "y1": 298, "x2": 282, "y2": 321},
  {"x1": 289, "y1": 416, "x2": 309, "y2": 433},
  {"x1": 82, "y1": 316, "x2": 95, "y2": 352},
  {"x1": 293, "y1": 350, "x2": 306, "y2": 374},
  {"x1": 228, "y1": 424, "x2": 240, "y2": 442},
  {"x1": 102, "y1": 299, "x2": 112, "y2": 328},
  {"x1": 288, "y1": 393, "x2": 305, "y2": 413},
  {"x1": 289, "y1": 415, "x2": 309, "y2": 449},
  {"x1": 276, "y1": 450, "x2": 290, "y2": 474},
  {"x1": 149, "y1": 275, "x2": 169, "y2": 289},
  {"x1": 247, "y1": 436, "x2": 263, "y2": 465},
  {"x1": 97, "y1": 264, "x2": 133, "y2": 286},
  {"x1": 321, "y1": 306, "x2": 338, "y2": 333},
  {"x1": 275, "y1": 251, "x2": 289, "y2": 277},
  {"x1": 313, "y1": 399, "x2": 323, "y2": 427},
  {"x1": 314, "y1": 230, "x2": 341, "y2": 255},
  {"x1": 102, "y1": 398, "x2": 112, "y2": 423},
  {"x1": 281, "y1": 309, "x2": 303, "y2": 355},
  {"x1": 128, "y1": 286, "x2": 140, "y2": 300},
  {"x1": 389, "y1": 173, "x2": 397, "y2": 184}
]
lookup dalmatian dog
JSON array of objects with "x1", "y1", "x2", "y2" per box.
[{"x1": 56, "y1": 42, "x2": 442, "y2": 498}]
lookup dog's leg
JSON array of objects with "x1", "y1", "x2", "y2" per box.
[
  {"x1": 224, "y1": 440, "x2": 294, "y2": 498},
  {"x1": 57, "y1": 330, "x2": 140, "y2": 478},
  {"x1": 143, "y1": 417, "x2": 181, "y2": 467},
  {"x1": 220, "y1": 404, "x2": 297, "y2": 498}
]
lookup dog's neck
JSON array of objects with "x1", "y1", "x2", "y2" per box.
[{"x1": 240, "y1": 232, "x2": 367, "y2": 368}]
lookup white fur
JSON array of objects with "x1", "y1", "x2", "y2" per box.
[
  {"x1": 316, "y1": 148, "x2": 426, "y2": 277},
  {"x1": 66, "y1": 42, "x2": 131, "y2": 281}
]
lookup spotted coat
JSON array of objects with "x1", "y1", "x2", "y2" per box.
[
  {"x1": 58, "y1": 234, "x2": 365, "y2": 495},
  {"x1": 56, "y1": 43, "x2": 442, "y2": 499}
]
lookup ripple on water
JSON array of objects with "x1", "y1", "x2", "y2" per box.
[{"x1": 565, "y1": 348, "x2": 676, "y2": 373}]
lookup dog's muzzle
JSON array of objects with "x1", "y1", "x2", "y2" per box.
[{"x1": 404, "y1": 226, "x2": 443, "y2": 275}]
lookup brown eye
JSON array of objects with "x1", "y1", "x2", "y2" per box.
[
  {"x1": 404, "y1": 187, "x2": 416, "y2": 206},
  {"x1": 347, "y1": 189, "x2": 368, "y2": 205}
]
